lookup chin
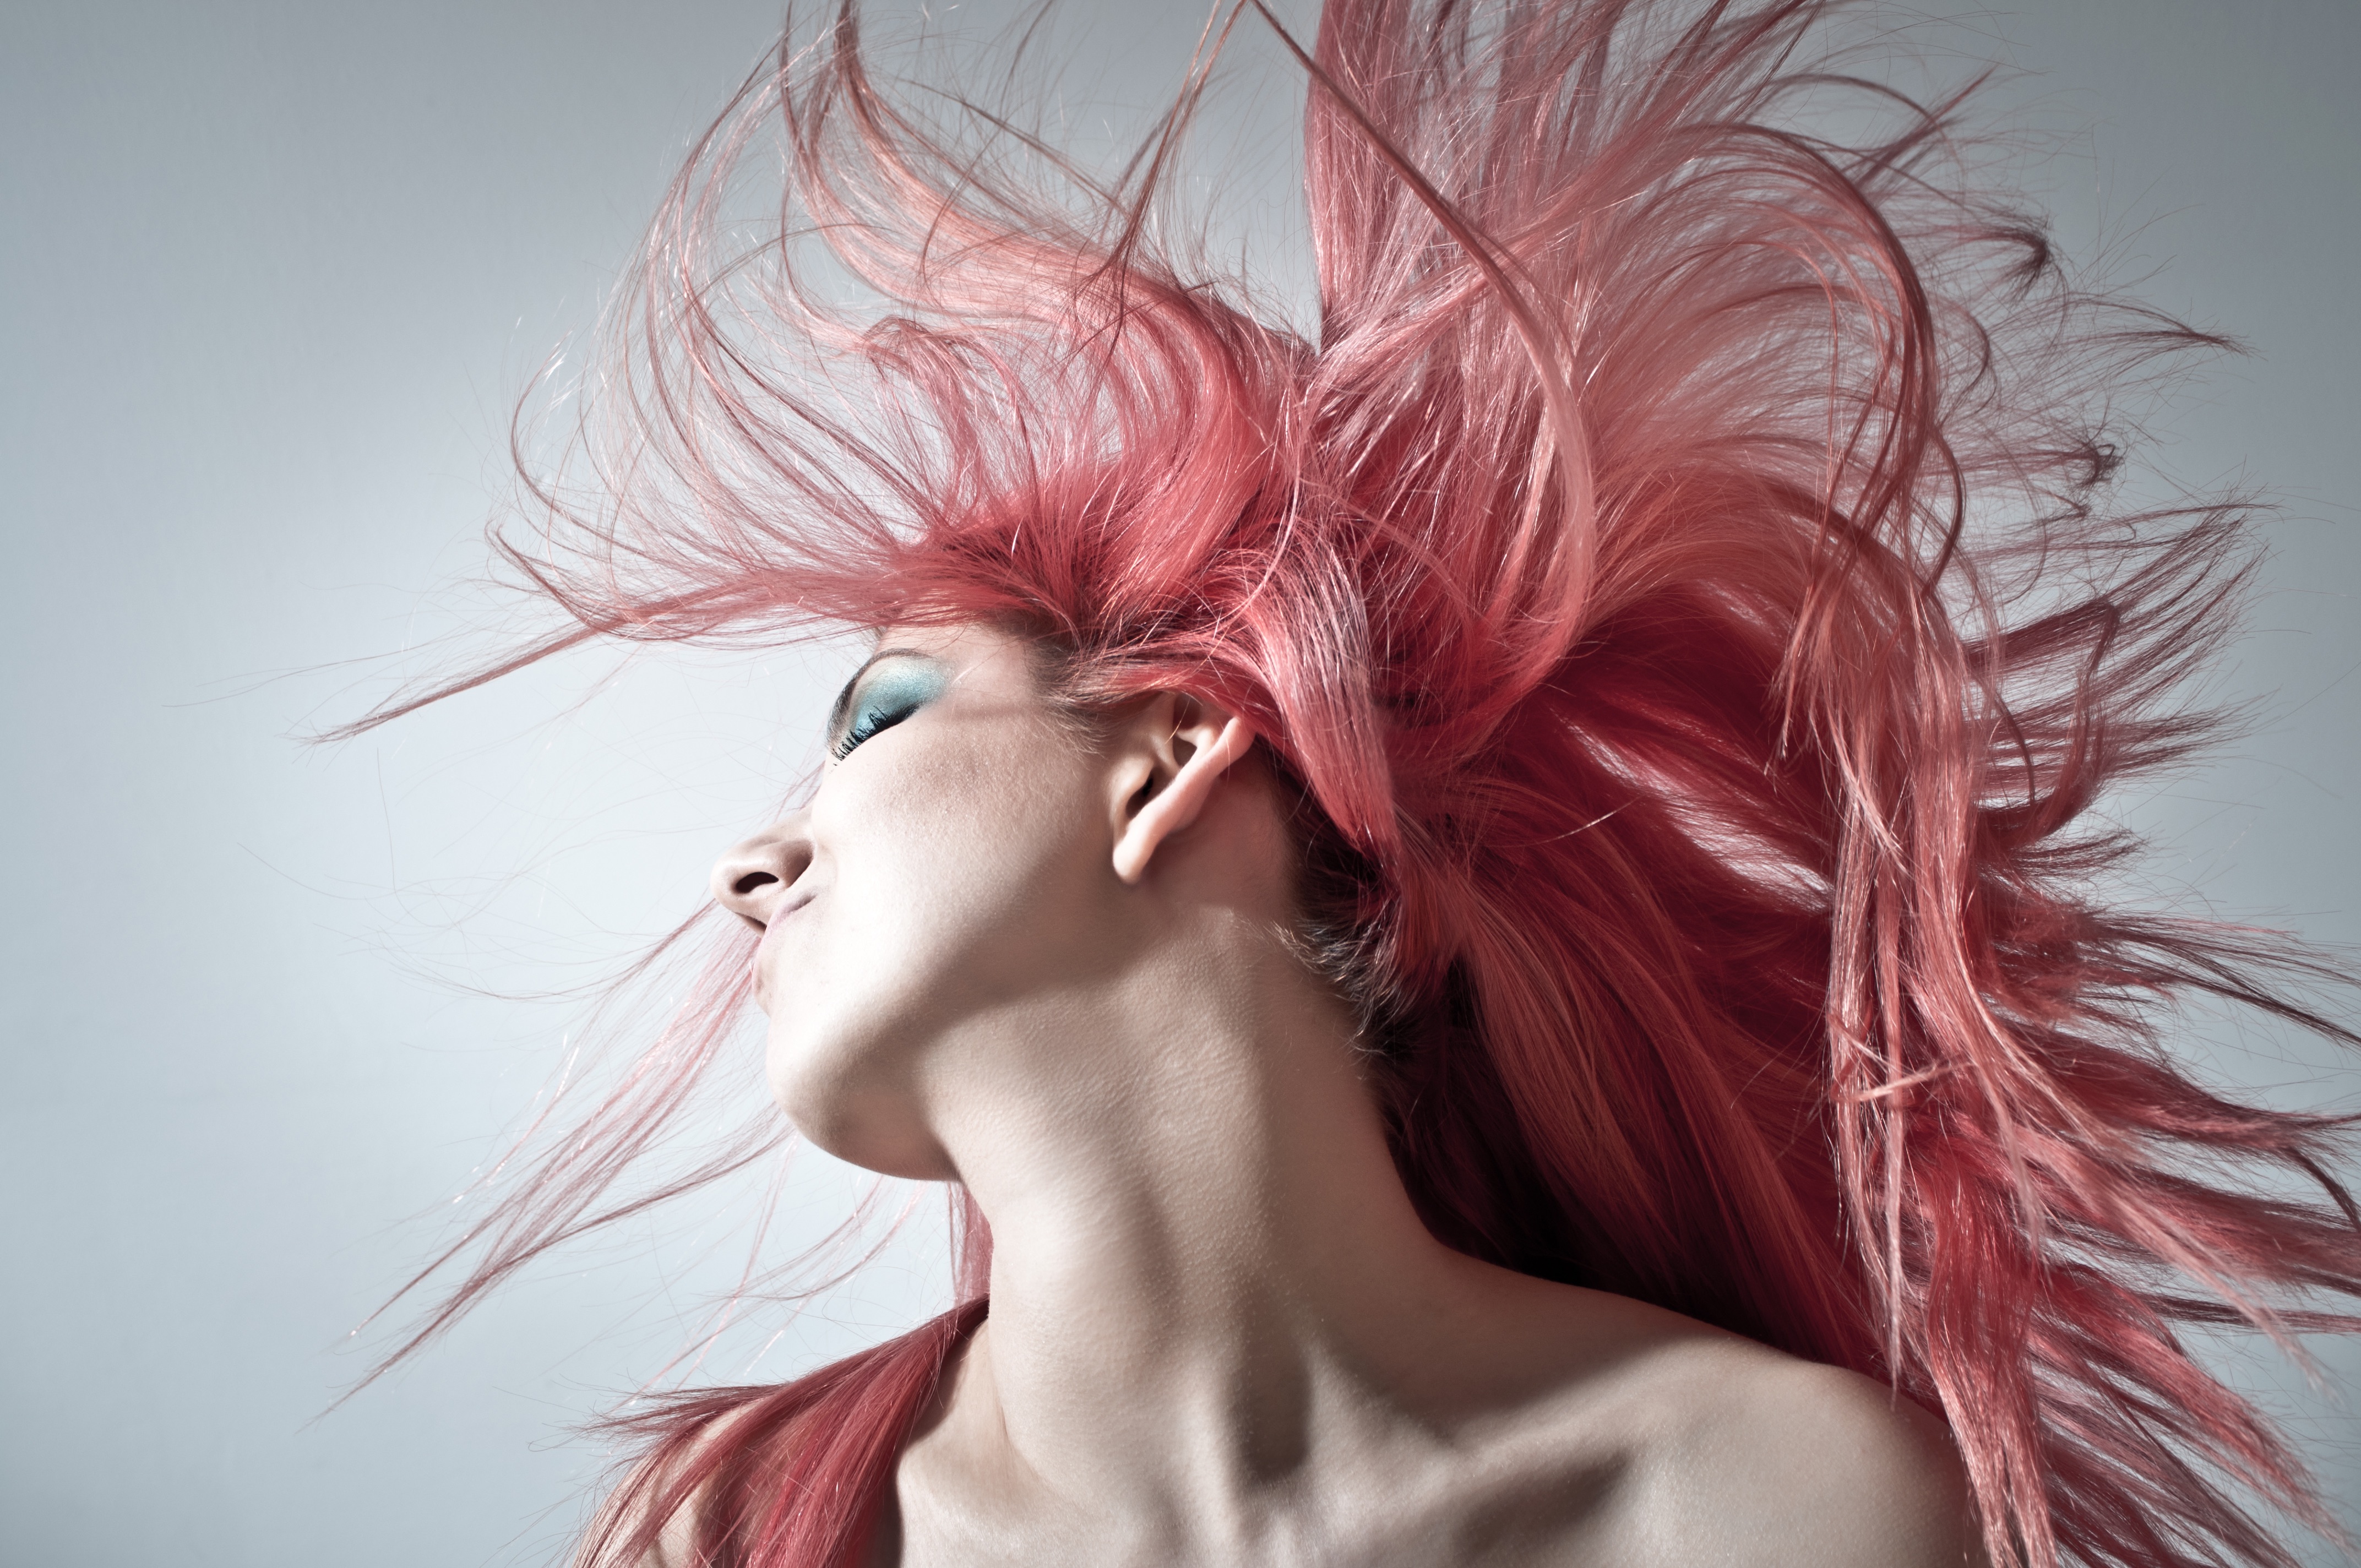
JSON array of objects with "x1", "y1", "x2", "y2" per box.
[{"x1": 766, "y1": 1014, "x2": 956, "y2": 1181}]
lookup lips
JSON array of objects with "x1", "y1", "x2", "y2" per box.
[{"x1": 750, "y1": 888, "x2": 815, "y2": 1009}]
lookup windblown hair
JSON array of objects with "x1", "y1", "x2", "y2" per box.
[{"x1": 346, "y1": 1, "x2": 2361, "y2": 1565}]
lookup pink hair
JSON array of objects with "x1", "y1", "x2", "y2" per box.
[{"x1": 341, "y1": 2, "x2": 2361, "y2": 1565}]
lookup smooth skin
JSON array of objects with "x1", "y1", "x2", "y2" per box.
[{"x1": 679, "y1": 621, "x2": 1987, "y2": 1567}]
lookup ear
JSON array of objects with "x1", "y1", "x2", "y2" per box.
[{"x1": 1108, "y1": 692, "x2": 1258, "y2": 885}]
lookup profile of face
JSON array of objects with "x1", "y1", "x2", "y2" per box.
[{"x1": 709, "y1": 623, "x2": 1275, "y2": 1183}]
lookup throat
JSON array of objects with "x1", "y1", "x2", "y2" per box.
[{"x1": 915, "y1": 964, "x2": 1468, "y2": 1523}]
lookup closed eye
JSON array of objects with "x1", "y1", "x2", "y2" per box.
[
  {"x1": 828, "y1": 651, "x2": 949, "y2": 760},
  {"x1": 833, "y1": 695, "x2": 920, "y2": 758}
]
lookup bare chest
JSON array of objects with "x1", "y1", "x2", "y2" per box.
[{"x1": 875, "y1": 1430, "x2": 1653, "y2": 1568}]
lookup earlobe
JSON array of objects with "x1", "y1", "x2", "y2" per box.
[{"x1": 1111, "y1": 703, "x2": 1256, "y2": 885}]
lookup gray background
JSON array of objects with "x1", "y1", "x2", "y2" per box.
[{"x1": 4, "y1": 2, "x2": 2358, "y2": 1564}]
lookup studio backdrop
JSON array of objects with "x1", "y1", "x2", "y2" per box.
[{"x1": 3, "y1": 2, "x2": 2357, "y2": 1564}]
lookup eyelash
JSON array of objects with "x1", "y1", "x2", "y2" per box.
[{"x1": 830, "y1": 695, "x2": 920, "y2": 760}]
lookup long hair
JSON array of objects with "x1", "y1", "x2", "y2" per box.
[{"x1": 339, "y1": 2, "x2": 2361, "y2": 1565}]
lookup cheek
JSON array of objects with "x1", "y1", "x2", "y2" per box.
[
  {"x1": 835, "y1": 731, "x2": 1084, "y2": 971},
  {"x1": 761, "y1": 720, "x2": 1108, "y2": 1119}
]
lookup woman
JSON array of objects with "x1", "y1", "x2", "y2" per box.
[
  {"x1": 345, "y1": 0, "x2": 2361, "y2": 1564},
  {"x1": 682, "y1": 618, "x2": 1982, "y2": 1567}
]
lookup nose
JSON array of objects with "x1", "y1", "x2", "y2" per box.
[{"x1": 710, "y1": 813, "x2": 815, "y2": 929}]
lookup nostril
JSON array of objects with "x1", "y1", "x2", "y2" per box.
[{"x1": 732, "y1": 871, "x2": 781, "y2": 897}]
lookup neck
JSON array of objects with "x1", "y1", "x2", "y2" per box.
[{"x1": 916, "y1": 913, "x2": 1478, "y2": 1531}]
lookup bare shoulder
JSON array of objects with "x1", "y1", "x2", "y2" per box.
[
  {"x1": 1608, "y1": 1333, "x2": 1988, "y2": 1568},
  {"x1": 1413, "y1": 1277, "x2": 1985, "y2": 1568}
]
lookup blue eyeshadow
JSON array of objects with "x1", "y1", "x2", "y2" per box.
[{"x1": 830, "y1": 657, "x2": 949, "y2": 759}]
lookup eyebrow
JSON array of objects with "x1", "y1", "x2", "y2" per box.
[{"x1": 826, "y1": 645, "x2": 938, "y2": 739}]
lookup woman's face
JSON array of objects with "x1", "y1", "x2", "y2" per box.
[{"x1": 711, "y1": 623, "x2": 1133, "y2": 1179}]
